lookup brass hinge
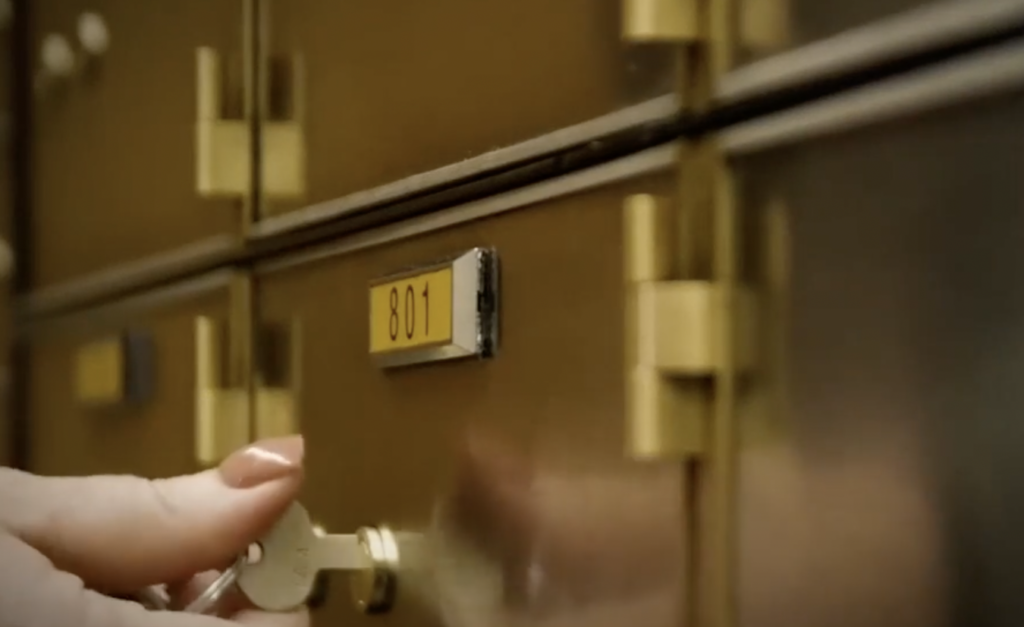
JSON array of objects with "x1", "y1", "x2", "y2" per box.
[
  {"x1": 622, "y1": 0, "x2": 791, "y2": 96},
  {"x1": 197, "y1": 316, "x2": 305, "y2": 467},
  {"x1": 625, "y1": 137, "x2": 789, "y2": 627},
  {"x1": 194, "y1": 47, "x2": 306, "y2": 201},
  {"x1": 194, "y1": 315, "x2": 251, "y2": 467},
  {"x1": 254, "y1": 318, "x2": 302, "y2": 441},
  {"x1": 622, "y1": 5, "x2": 790, "y2": 627},
  {"x1": 194, "y1": 274, "x2": 301, "y2": 466},
  {"x1": 624, "y1": 190, "x2": 759, "y2": 460}
]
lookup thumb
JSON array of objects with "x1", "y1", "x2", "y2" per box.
[
  {"x1": 0, "y1": 436, "x2": 304, "y2": 591},
  {"x1": 0, "y1": 533, "x2": 303, "y2": 627}
]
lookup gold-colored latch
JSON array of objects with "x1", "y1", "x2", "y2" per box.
[
  {"x1": 194, "y1": 316, "x2": 251, "y2": 467},
  {"x1": 195, "y1": 47, "x2": 306, "y2": 200},
  {"x1": 75, "y1": 337, "x2": 126, "y2": 406},
  {"x1": 254, "y1": 319, "x2": 302, "y2": 441},
  {"x1": 624, "y1": 194, "x2": 757, "y2": 459},
  {"x1": 75, "y1": 332, "x2": 155, "y2": 407}
]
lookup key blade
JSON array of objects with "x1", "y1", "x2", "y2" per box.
[{"x1": 314, "y1": 533, "x2": 364, "y2": 571}]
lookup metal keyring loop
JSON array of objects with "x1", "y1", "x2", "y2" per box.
[
  {"x1": 183, "y1": 554, "x2": 248, "y2": 615},
  {"x1": 131, "y1": 586, "x2": 170, "y2": 611}
]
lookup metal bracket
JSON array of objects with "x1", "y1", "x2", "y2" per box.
[{"x1": 194, "y1": 47, "x2": 306, "y2": 200}]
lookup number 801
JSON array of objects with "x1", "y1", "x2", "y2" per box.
[{"x1": 388, "y1": 283, "x2": 429, "y2": 341}]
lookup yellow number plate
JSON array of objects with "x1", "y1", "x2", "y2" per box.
[{"x1": 369, "y1": 268, "x2": 454, "y2": 354}]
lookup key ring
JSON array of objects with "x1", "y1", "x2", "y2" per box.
[
  {"x1": 132, "y1": 554, "x2": 247, "y2": 615},
  {"x1": 131, "y1": 587, "x2": 170, "y2": 611},
  {"x1": 184, "y1": 554, "x2": 249, "y2": 614}
]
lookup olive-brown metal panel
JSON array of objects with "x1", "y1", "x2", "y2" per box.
[
  {"x1": 31, "y1": 1, "x2": 242, "y2": 289},
  {"x1": 27, "y1": 286, "x2": 228, "y2": 478},
  {"x1": 257, "y1": 173, "x2": 684, "y2": 625},
  {"x1": 733, "y1": 89, "x2": 1024, "y2": 626},
  {"x1": 263, "y1": 0, "x2": 675, "y2": 217}
]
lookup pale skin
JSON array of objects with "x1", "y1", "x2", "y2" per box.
[{"x1": 0, "y1": 436, "x2": 310, "y2": 627}]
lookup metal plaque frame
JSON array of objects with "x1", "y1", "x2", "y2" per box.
[{"x1": 370, "y1": 247, "x2": 499, "y2": 369}]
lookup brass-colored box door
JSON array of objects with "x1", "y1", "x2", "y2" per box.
[
  {"x1": 255, "y1": 170, "x2": 695, "y2": 624},
  {"x1": 726, "y1": 83, "x2": 1024, "y2": 627},
  {"x1": 31, "y1": 1, "x2": 246, "y2": 289},
  {"x1": 257, "y1": 0, "x2": 678, "y2": 218}
]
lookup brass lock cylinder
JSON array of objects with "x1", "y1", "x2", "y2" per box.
[{"x1": 350, "y1": 526, "x2": 400, "y2": 614}]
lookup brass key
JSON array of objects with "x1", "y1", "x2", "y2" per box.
[{"x1": 238, "y1": 502, "x2": 404, "y2": 613}]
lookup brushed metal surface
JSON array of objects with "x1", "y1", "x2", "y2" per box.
[
  {"x1": 261, "y1": 0, "x2": 675, "y2": 218},
  {"x1": 732, "y1": 87, "x2": 1024, "y2": 627},
  {"x1": 27, "y1": 285, "x2": 228, "y2": 478},
  {"x1": 724, "y1": 37, "x2": 1024, "y2": 156},
  {"x1": 725, "y1": 0, "x2": 1024, "y2": 100},
  {"x1": 31, "y1": 0, "x2": 242, "y2": 288}
]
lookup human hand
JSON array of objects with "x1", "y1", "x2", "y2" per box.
[
  {"x1": 0, "y1": 436, "x2": 310, "y2": 627},
  {"x1": 436, "y1": 433, "x2": 682, "y2": 627},
  {"x1": 442, "y1": 427, "x2": 943, "y2": 627}
]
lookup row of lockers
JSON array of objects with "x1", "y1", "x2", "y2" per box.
[
  {"x1": 16, "y1": 43, "x2": 1024, "y2": 620},
  {"x1": 6, "y1": 1, "x2": 1024, "y2": 625},
  {"x1": 14, "y1": 0, "x2": 1024, "y2": 294}
]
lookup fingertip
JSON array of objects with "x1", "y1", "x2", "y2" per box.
[{"x1": 219, "y1": 436, "x2": 305, "y2": 490}]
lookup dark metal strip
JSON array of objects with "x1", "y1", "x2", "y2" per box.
[
  {"x1": 19, "y1": 235, "x2": 240, "y2": 319},
  {"x1": 18, "y1": 270, "x2": 234, "y2": 340},
  {"x1": 9, "y1": 0, "x2": 32, "y2": 469}
]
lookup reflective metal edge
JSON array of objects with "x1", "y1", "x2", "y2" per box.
[
  {"x1": 719, "y1": 0, "x2": 1024, "y2": 102},
  {"x1": 723, "y1": 37, "x2": 1024, "y2": 156},
  {"x1": 17, "y1": 270, "x2": 234, "y2": 340},
  {"x1": 250, "y1": 95, "x2": 680, "y2": 238},
  {"x1": 256, "y1": 144, "x2": 678, "y2": 275},
  {"x1": 20, "y1": 235, "x2": 239, "y2": 318},
  {"x1": 373, "y1": 247, "x2": 499, "y2": 369}
]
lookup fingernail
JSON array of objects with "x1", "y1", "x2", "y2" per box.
[{"x1": 219, "y1": 435, "x2": 305, "y2": 489}]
